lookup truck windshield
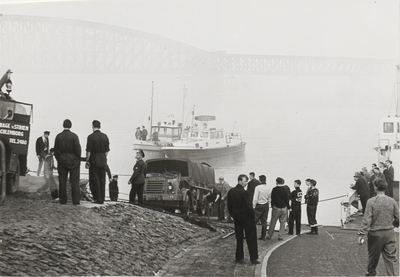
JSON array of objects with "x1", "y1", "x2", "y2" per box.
[{"x1": 147, "y1": 160, "x2": 189, "y2": 176}]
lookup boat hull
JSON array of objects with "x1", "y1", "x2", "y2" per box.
[
  {"x1": 162, "y1": 142, "x2": 246, "y2": 165},
  {"x1": 133, "y1": 141, "x2": 165, "y2": 160}
]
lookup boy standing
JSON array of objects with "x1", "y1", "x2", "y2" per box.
[
  {"x1": 304, "y1": 179, "x2": 319, "y2": 235},
  {"x1": 109, "y1": 175, "x2": 119, "y2": 201},
  {"x1": 288, "y1": 180, "x2": 302, "y2": 235}
]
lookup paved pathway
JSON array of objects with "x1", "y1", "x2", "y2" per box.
[{"x1": 159, "y1": 223, "x2": 399, "y2": 276}]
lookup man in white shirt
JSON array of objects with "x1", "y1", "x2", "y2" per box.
[{"x1": 253, "y1": 175, "x2": 272, "y2": 240}]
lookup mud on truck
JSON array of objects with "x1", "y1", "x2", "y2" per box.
[
  {"x1": 0, "y1": 70, "x2": 33, "y2": 205},
  {"x1": 143, "y1": 158, "x2": 215, "y2": 216}
]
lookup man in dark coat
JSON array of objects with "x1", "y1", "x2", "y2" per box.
[
  {"x1": 141, "y1": 126, "x2": 148, "y2": 141},
  {"x1": 247, "y1": 172, "x2": 260, "y2": 205},
  {"x1": 384, "y1": 160, "x2": 394, "y2": 198},
  {"x1": 54, "y1": 119, "x2": 81, "y2": 205},
  {"x1": 128, "y1": 149, "x2": 147, "y2": 205},
  {"x1": 227, "y1": 174, "x2": 259, "y2": 264},
  {"x1": 85, "y1": 120, "x2": 110, "y2": 204},
  {"x1": 35, "y1": 131, "x2": 50, "y2": 176},
  {"x1": 351, "y1": 172, "x2": 370, "y2": 214}
]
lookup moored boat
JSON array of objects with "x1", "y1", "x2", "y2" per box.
[
  {"x1": 133, "y1": 123, "x2": 182, "y2": 160},
  {"x1": 161, "y1": 115, "x2": 246, "y2": 164}
]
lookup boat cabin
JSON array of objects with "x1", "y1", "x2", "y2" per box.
[
  {"x1": 151, "y1": 123, "x2": 182, "y2": 143},
  {"x1": 378, "y1": 117, "x2": 400, "y2": 154}
]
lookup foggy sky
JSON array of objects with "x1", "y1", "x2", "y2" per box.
[{"x1": 0, "y1": 0, "x2": 398, "y2": 59}]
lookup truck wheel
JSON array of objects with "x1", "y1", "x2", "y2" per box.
[
  {"x1": 181, "y1": 194, "x2": 191, "y2": 217},
  {"x1": 6, "y1": 161, "x2": 20, "y2": 194}
]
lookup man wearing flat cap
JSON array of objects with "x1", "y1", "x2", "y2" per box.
[
  {"x1": 351, "y1": 172, "x2": 370, "y2": 215},
  {"x1": 86, "y1": 120, "x2": 110, "y2": 204},
  {"x1": 35, "y1": 131, "x2": 50, "y2": 176}
]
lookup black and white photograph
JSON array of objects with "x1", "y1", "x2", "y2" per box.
[{"x1": 0, "y1": 0, "x2": 399, "y2": 276}]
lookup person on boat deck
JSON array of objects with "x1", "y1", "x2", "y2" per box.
[
  {"x1": 305, "y1": 179, "x2": 319, "y2": 235},
  {"x1": 358, "y1": 178, "x2": 399, "y2": 276},
  {"x1": 141, "y1": 126, "x2": 148, "y2": 141},
  {"x1": 384, "y1": 160, "x2": 394, "y2": 198},
  {"x1": 152, "y1": 130, "x2": 159, "y2": 142},
  {"x1": 368, "y1": 168, "x2": 380, "y2": 198},
  {"x1": 361, "y1": 167, "x2": 371, "y2": 182},
  {"x1": 135, "y1": 127, "x2": 141, "y2": 140},
  {"x1": 350, "y1": 172, "x2": 370, "y2": 214},
  {"x1": 109, "y1": 175, "x2": 119, "y2": 201}
]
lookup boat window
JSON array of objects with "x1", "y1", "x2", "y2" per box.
[
  {"x1": 200, "y1": 132, "x2": 208, "y2": 138},
  {"x1": 210, "y1": 132, "x2": 215, "y2": 139},
  {"x1": 191, "y1": 131, "x2": 199, "y2": 138},
  {"x1": 181, "y1": 131, "x2": 189, "y2": 139},
  {"x1": 383, "y1": 123, "x2": 394, "y2": 133},
  {"x1": 217, "y1": 131, "x2": 224, "y2": 138}
]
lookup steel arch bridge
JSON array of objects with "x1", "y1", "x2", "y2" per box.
[{"x1": 0, "y1": 14, "x2": 397, "y2": 76}]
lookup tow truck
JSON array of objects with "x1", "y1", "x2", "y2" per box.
[{"x1": 0, "y1": 70, "x2": 33, "y2": 205}]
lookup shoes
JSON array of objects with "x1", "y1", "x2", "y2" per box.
[
  {"x1": 92, "y1": 200, "x2": 98, "y2": 203},
  {"x1": 295, "y1": 233, "x2": 301, "y2": 235},
  {"x1": 278, "y1": 238, "x2": 283, "y2": 241},
  {"x1": 366, "y1": 271, "x2": 376, "y2": 276},
  {"x1": 258, "y1": 237, "x2": 266, "y2": 241},
  {"x1": 251, "y1": 260, "x2": 260, "y2": 264},
  {"x1": 266, "y1": 236, "x2": 271, "y2": 240},
  {"x1": 306, "y1": 232, "x2": 316, "y2": 235},
  {"x1": 53, "y1": 198, "x2": 59, "y2": 202},
  {"x1": 235, "y1": 259, "x2": 244, "y2": 263},
  {"x1": 288, "y1": 233, "x2": 293, "y2": 235}
]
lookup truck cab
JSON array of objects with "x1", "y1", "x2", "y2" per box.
[{"x1": 143, "y1": 158, "x2": 215, "y2": 216}]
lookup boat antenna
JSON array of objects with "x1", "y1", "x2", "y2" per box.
[
  {"x1": 150, "y1": 81, "x2": 154, "y2": 130},
  {"x1": 396, "y1": 64, "x2": 400, "y2": 117},
  {"x1": 232, "y1": 121, "x2": 236, "y2": 133},
  {"x1": 191, "y1": 104, "x2": 195, "y2": 127}
]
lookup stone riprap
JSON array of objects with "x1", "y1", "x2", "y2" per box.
[{"x1": 0, "y1": 192, "x2": 221, "y2": 276}]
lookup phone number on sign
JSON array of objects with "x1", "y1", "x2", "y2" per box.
[{"x1": 9, "y1": 138, "x2": 27, "y2": 145}]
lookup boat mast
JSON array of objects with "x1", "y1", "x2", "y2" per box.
[
  {"x1": 150, "y1": 81, "x2": 154, "y2": 130},
  {"x1": 182, "y1": 84, "x2": 186, "y2": 126},
  {"x1": 396, "y1": 64, "x2": 400, "y2": 117},
  {"x1": 191, "y1": 104, "x2": 195, "y2": 127}
]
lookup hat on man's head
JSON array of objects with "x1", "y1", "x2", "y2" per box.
[
  {"x1": 44, "y1": 131, "x2": 50, "y2": 135},
  {"x1": 354, "y1": 172, "x2": 361, "y2": 177},
  {"x1": 92, "y1": 120, "x2": 101, "y2": 128},
  {"x1": 113, "y1": 175, "x2": 118, "y2": 178},
  {"x1": 137, "y1": 149, "x2": 145, "y2": 158}
]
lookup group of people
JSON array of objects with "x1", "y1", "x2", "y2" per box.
[
  {"x1": 350, "y1": 160, "x2": 399, "y2": 276},
  {"x1": 225, "y1": 172, "x2": 320, "y2": 265},
  {"x1": 351, "y1": 160, "x2": 395, "y2": 215},
  {"x1": 135, "y1": 126, "x2": 148, "y2": 141},
  {"x1": 35, "y1": 120, "x2": 120, "y2": 204}
]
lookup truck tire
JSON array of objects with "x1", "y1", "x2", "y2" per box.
[
  {"x1": 181, "y1": 193, "x2": 191, "y2": 217},
  {"x1": 6, "y1": 160, "x2": 19, "y2": 194}
]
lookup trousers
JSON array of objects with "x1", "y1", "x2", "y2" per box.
[
  {"x1": 367, "y1": 229, "x2": 399, "y2": 276},
  {"x1": 58, "y1": 164, "x2": 80, "y2": 205},
  {"x1": 268, "y1": 206, "x2": 288, "y2": 239},
  {"x1": 233, "y1": 217, "x2": 258, "y2": 262}
]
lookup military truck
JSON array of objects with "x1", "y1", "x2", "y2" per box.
[
  {"x1": 0, "y1": 70, "x2": 33, "y2": 205},
  {"x1": 143, "y1": 158, "x2": 215, "y2": 216}
]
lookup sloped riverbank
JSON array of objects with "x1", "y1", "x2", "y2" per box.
[{"x1": 0, "y1": 177, "x2": 221, "y2": 276}]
